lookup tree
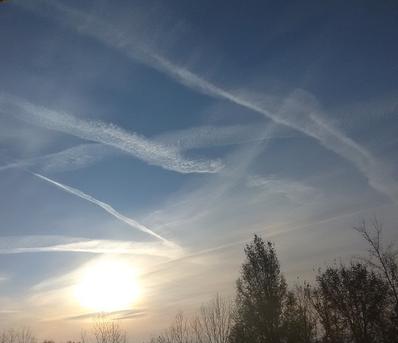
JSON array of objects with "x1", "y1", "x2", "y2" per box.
[
  {"x1": 0, "y1": 329, "x2": 36, "y2": 343},
  {"x1": 0, "y1": 329, "x2": 17, "y2": 343},
  {"x1": 149, "y1": 294, "x2": 233, "y2": 343},
  {"x1": 310, "y1": 280, "x2": 347, "y2": 343},
  {"x1": 16, "y1": 328, "x2": 36, "y2": 343},
  {"x1": 150, "y1": 312, "x2": 194, "y2": 343},
  {"x1": 354, "y1": 219, "x2": 398, "y2": 340},
  {"x1": 92, "y1": 316, "x2": 126, "y2": 343},
  {"x1": 312, "y1": 262, "x2": 391, "y2": 343},
  {"x1": 191, "y1": 294, "x2": 233, "y2": 343},
  {"x1": 283, "y1": 286, "x2": 318, "y2": 343},
  {"x1": 230, "y1": 235, "x2": 287, "y2": 343},
  {"x1": 355, "y1": 220, "x2": 398, "y2": 316}
]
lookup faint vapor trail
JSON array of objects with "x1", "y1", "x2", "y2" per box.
[{"x1": 33, "y1": 172, "x2": 171, "y2": 244}]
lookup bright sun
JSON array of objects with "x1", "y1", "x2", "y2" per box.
[{"x1": 73, "y1": 257, "x2": 141, "y2": 312}]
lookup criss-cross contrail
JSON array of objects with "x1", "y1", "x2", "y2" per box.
[
  {"x1": 15, "y1": 0, "x2": 398, "y2": 201},
  {"x1": 33, "y1": 172, "x2": 171, "y2": 244}
]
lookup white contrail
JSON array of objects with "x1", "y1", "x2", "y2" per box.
[
  {"x1": 148, "y1": 58, "x2": 398, "y2": 201},
  {"x1": 0, "y1": 125, "x2": 282, "y2": 174},
  {"x1": 147, "y1": 58, "x2": 398, "y2": 202},
  {"x1": 0, "y1": 94, "x2": 223, "y2": 174},
  {"x1": 32, "y1": 172, "x2": 171, "y2": 244},
  {"x1": 14, "y1": 0, "x2": 398, "y2": 201}
]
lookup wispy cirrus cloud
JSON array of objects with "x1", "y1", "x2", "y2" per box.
[
  {"x1": 155, "y1": 123, "x2": 294, "y2": 151},
  {"x1": 17, "y1": 0, "x2": 398, "y2": 202},
  {"x1": 0, "y1": 93, "x2": 223, "y2": 174},
  {"x1": 0, "y1": 143, "x2": 120, "y2": 174},
  {"x1": 247, "y1": 175, "x2": 316, "y2": 204}
]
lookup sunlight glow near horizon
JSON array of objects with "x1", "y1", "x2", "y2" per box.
[{"x1": 73, "y1": 257, "x2": 141, "y2": 312}]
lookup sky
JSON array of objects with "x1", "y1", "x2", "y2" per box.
[{"x1": 1, "y1": 0, "x2": 398, "y2": 340}]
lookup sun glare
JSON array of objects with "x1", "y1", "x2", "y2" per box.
[{"x1": 73, "y1": 257, "x2": 141, "y2": 312}]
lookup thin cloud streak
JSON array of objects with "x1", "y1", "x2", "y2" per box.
[
  {"x1": 247, "y1": 175, "x2": 316, "y2": 204},
  {"x1": 22, "y1": 0, "x2": 398, "y2": 201},
  {"x1": 0, "y1": 93, "x2": 223, "y2": 174},
  {"x1": 155, "y1": 123, "x2": 294, "y2": 150},
  {"x1": 64, "y1": 309, "x2": 146, "y2": 321},
  {"x1": 32, "y1": 172, "x2": 173, "y2": 244},
  {"x1": 0, "y1": 235, "x2": 182, "y2": 259}
]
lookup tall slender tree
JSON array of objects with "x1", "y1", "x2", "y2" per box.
[{"x1": 230, "y1": 235, "x2": 287, "y2": 343}]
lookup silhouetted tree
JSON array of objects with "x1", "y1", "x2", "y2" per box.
[
  {"x1": 354, "y1": 219, "x2": 398, "y2": 341},
  {"x1": 92, "y1": 317, "x2": 126, "y2": 343},
  {"x1": 355, "y1": 220, "x2": 398, "y2": 315},
  {"x1": 310, "y1": 280, "x2": 346, "y2": 343},
  {"x1": 150, "y1": 312, "x2": 194, "y2": 343},
  {"x1": 16, "y1": 328, "x2": 36, "y2": 343},
  {"x1": 0, "y1": 329, "x2": 17, "y2": 343},
  {"x1": 150, "y1": 294, "x2": 233, "y2": 343},
  {"x1": 312, "y1": 262, "x2": 391, "y2": 343},
  {"x1": 0, "y1": 329, "x2": 36, "y2": 343},
  {"x1": 283, "y1": 286, "x2": 318, "y2": 343},
  {"x1": 230, "y1": 235, "x2": 290, "y2": 343},
  {"x1": 191, "y1": 294, "x2": 233, "y2": 343}
]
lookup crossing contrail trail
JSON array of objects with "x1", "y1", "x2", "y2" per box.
[{"x1": 15, "y1": 0, "x2": 398, "y2": 201}]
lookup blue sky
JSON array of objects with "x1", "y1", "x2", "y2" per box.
[{"x1": 1, "y1": 0, "x2": 398, "y2": 339}]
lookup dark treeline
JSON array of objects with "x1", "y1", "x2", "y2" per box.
[
  {"x1": 1, "y1": 221, "x2": 397, "y2": 343},
  {"x1": 149, "y1": 220, "x2": 398, "y2": 343}
]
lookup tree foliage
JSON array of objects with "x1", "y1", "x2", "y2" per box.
[
  {"x1": 230, "y1": 235, "x2": 315, "y2": 343},
  {"x1": 312, "y1": 262, "x2": 391, "y2": 343},
  {"x1": 150, "y1": 226, "x2": 397, "y2": 343}
]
